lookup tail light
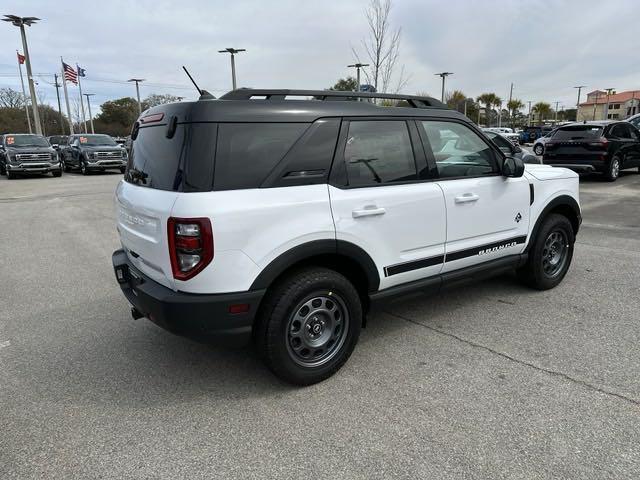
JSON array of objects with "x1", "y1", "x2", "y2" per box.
[
  {"x1": 588, "y1": 138, "x2": 608, "y2": 148},
  {"x1": 167, "y1": 217, "x2": 213, "y2": 280}
]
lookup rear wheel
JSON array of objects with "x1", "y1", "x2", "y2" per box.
[
  {"x1": 255, "y1": 267, "x2": 362, "y2": 385},
  {"x1": 605, "y1": 156, "x2": 621, "y2": 181},
  {"x1": 518, "y1": 214, "x2": 574, "y2": 290}
]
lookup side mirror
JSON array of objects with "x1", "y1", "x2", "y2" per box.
[{"x1": 502, "y1": 156, "x2": 525, "y2": 177}]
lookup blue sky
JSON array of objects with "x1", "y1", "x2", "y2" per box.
[{"x1": 1, "y1": 0, "x2": 638, "y2": 116}]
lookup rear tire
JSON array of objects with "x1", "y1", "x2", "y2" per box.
[
  {"x1": 605, "y1": 156, "x2": 621, "y2": 182},
  {"x1": 518, "y1": 214, "x2": 574, "y2": 290},
  {"x1": 254, "y1": 267, "x2": 362, "y2": 385}
]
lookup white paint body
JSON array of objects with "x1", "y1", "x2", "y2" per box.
[{"x1": 114, "y1": 164, "x2": 579, "y2": 295}]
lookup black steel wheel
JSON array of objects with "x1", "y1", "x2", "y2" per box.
[
  {"x1": 518, "y1": 213, "x2": 574, "y2": 290},
  {"x1": 255, "y1": 267, "x2": 362, "y2": 385}
]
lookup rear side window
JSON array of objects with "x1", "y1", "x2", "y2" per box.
[
  {"x1": 214, "y1": 123, "x2": 308, "y2": 190},
  {"x1": 553, "y1": 126, "x2": 603, "y2": 140},
  {"x1": 343, "y1": 120, "x2": 417, "y2": 186},
  {"x1": 126, "y1": 123, "x2": 216, "y2": 192}
]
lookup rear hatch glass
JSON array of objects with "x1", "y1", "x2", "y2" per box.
[
  {"x1": 552, "y1": 126, "x2": 603, "y2": 141},
  {"x1": 126, "y1": 123, "x2": 216, "y2": 192}
]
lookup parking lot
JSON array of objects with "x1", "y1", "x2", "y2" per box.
[{"x1": 1, "y1": 169, "x2": 639, "y2": 479}]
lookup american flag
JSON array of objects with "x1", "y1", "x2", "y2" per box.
[{"x1": 62, "y1": 61, "x2": 77, "y2": 85}]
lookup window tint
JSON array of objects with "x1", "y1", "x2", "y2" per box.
[
  {"x1": 126, "y1": 123, "x2": 216, "y2": 192},
  {"x1": 553, "y1": 126, "x2": 603, "y2": 140},
  {"x1": 421, "y1": 121, "x2": 498, "y2": 178},
  {"x1": 629, "y1": 125, "x2": 640, "y2": 141},
  {"x1": 610, "y1": 124, "x2": 631, "y2": 139},
  {"x1": 214, "y1": 123, "x2": 307, "y2": 190},
  {"x1": 343, "y1": 120, "x2": 417, "y2": 186}
]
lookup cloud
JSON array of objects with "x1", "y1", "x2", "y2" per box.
[{"x1": 1, "y1": 0, "x2": 638, "y2": 115}]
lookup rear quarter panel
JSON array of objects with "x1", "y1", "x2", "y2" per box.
[{"x1": 170, "y1": 185, "x2": 335, "y2": 294}]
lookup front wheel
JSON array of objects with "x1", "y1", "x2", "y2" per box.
[
  {"x1": 52, "y1": 169, "x2": 62, "y2": 177},
  {"x1": 255, "y1": 267, "x2": 362, "y2": 385},
  {"x1": 605, "y1": 156, "x2": 621, "y2": 182},
  {"x1": 81, "y1": 162, "x2": 89, "y2": 175},
  {"x1": 518, "y1": 214, "x2": 575, "y2": 290},
  {"x1": 6, "y1": 170, "x2": 15, "y2": 179}
]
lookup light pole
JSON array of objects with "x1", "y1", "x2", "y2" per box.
[
  {"x1": 554, "y1": 101, "x2": 560, "y2": 123},
  {"x1": 127, "y1": 78, "x2": 144, "y2": 114},
  {"x1": 53, "y1": 73, "x2": 64, "y2": 134},
  {"x1": 574, "y1": 85, "x2": 585, "y2": 121},
  {"x1": 218, "y1": 48, "x2": 246, "y2": 90},
  {"x1": 3, "y1": 15, "x2": 42, "y2": 135},
  {"x1": 347, "y1": 63, "x2": 369, "y2": 92},
  {"x1": 527, "y1": 101, "x2": 532, "y2": 127},
  {"x1": 83, "y1": 93, "x2": 95, "y2": 134},
  {"x1": 604, "y1": 87, "x2": 615, "y2": 120},
  {"x1": 434, "y1": 72, "x2": 453, "y2": 103}
]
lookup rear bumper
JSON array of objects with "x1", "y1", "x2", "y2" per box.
[{"x1": 112, "y1": 249, "x2": 264, "y2": 345}]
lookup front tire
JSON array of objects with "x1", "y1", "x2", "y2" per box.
[
  {"x1": 6, "y1": 170, "x2": 15, "y2": 179},
  {"x1": 52, "y1": 169, "x2": 62, "y2": 177},
  {"x1": 533, "y1": 144, "x2": 544, "y2": 156},
  {"x1": 518, "y1": 214, "x2": 574, "y2": 290},
  {"x1": 255, "y1": 267, "x2": 362, "y2": 385},
  {"x1": 605, "y1": 156, "x2": 621, "y2": 182},
  {"x1": 81, "y1": 161, "x2": 89, "y2": 175},
  {"x1": 119, "y1": 166, "x2": 126, "y2": 174}
]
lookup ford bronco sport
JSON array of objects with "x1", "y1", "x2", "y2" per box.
[{"x1": 112, "y1": 89, "x2": 581, "y2": 385}]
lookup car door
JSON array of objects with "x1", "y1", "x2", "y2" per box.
[
  {"x1": 418, "y1": 119, "x2": 530, "y2": 273},
  {"x1": 328, "y1": 118, "x2": 447, "y2": 290},
  {"x1": 621, "y1": 123, "x2": 640, "y2": 168}
]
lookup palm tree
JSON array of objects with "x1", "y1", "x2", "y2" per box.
[
  {"x1": 493, "y1": 96, "x2": 503, "y2": 126},
  {"x1": 507, "y1": 99, "x2": 524, "y2": 127},
  {"x1": 445, "y1": 90, "x2": 467, "y2": 111},
  {"x1": 532, "y1": 102, "x2": 552, "y2": 125},
  {"x1": 476, "y1": 93, "x2": 498, "y2": 127}
]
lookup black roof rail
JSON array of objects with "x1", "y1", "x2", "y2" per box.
[{"x1": 218, "y1": 89, "x2": 448, "y2": 109}]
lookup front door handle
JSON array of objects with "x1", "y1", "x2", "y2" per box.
[
  {"x1": 454, "y1": 193, "x2": 480, "y2": 204},
  {"x1": 352, "y1": 205, "x2": 386, "y2": 218}
]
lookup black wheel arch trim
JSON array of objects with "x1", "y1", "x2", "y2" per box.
[
  {"x1": 525, "y1": 195, "x2": 581, "y2": 253},
  {"x1": 249, "y1": 239, "x2": 380, "y2": 292}
]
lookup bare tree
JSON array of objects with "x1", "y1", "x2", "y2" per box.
[
  {"x1": 352, "y1": 0, "x2": 409, "y2": 94},
  {"x1": 0, "y1": 87, "x2": 27, "y2": 109}
]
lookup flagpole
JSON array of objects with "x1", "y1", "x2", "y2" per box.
[
  {"x1": 76, "y1": 65, "x2": 87, "y2": 133},
  {"x1": 16, "y1": 50, "x2": 32, "y2": 134},
  {"x1": 61, "y1": 57, "x2": 74, "y2": 134}
]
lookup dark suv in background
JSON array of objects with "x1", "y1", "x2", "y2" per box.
[
  {"x1": 543, "y1": 121, "x2": 640, "y2": 181},
  {"x1": 60, "y1": 134, "x2": 128, "y2": 175},
  {"x1": 0, "y1": 134, "x2": 61, "y2": 179}
]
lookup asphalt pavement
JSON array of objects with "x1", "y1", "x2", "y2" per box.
[{"x1": 1, "y1": 168, "x2": 639, "y2": 479}]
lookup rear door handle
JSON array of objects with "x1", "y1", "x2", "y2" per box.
[
  {"x1": 352, "y1": 206, "x2": 386, "y2": 218},
  {"x1": 454, "y1": 193, "x2": 480, "y2": 204}
]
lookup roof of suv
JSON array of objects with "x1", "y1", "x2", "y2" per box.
[{"x1": 143, "y1": 88, "x2": 467, "y2": 124}]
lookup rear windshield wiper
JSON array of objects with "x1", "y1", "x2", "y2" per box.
[{"x1": 128, "y1": 168, "x2": 148, "y2": 185}]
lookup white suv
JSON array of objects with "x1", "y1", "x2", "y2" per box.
[{"x1": 112, "y1": 89, "x2": 581, "y2": 385}]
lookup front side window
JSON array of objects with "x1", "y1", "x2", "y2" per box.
[
  {"x1": 421, "y1": 121, "x2": 499, "y2": 178},
  {"x1": 486, "y1": 132, "x2": 513, "y2": 154},
  {"x1": 343, "y1": 120, "x2": 417, "y2": 186}
]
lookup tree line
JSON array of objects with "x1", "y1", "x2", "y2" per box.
[{"x1": 0, "y1": 87, "x2": 182, "y2": 136}]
